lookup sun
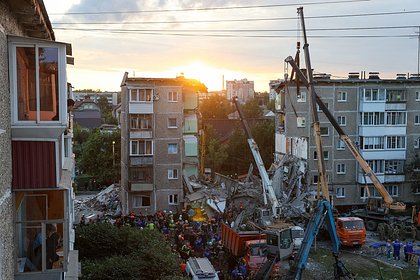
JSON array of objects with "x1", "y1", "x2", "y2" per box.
[{"x1": 175, "y1": 61, "x2": 225, "y2": 91}]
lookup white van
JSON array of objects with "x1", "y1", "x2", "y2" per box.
[
  {"x1": 291, "y1": 226, "x2": 305, "y2": 250},
  {"x1": 186, "y1": 257, "x2": 219, "y2": 280}
]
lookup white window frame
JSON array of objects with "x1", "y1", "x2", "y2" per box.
[
  {"x1": 336, "y1": 187, "x2": 345, "y2": 198},
  {"x1": 129, "y1": 88, "x2": 153, "y2": 102},
  {"x1": 168, "y1": 117, "x2": 177, "y2": 128},
  {"x1": 337, "y1": 139, "x2": 345, "y2": 150},
  {"x1": 416, "y1": 91, "x2": 420, "y2": 101},
  {"x1": 337, "y1": 91, "x2": 347, "y2": 102},
  {"x1": 415, "y1": 137, "x2": 420, "y2": 148},
  {"x1": 320, "y1": 127, "x2": 329, "y2": 136},
  {"x1": 168, "y1": 143, "x2": 178, "y2": 154},
  {"x1": 317, "y1": 103, "x2": 328, "y2": 112},
  {"x1": 386, "y1": 136, "x2": 406, "y2": 149},
  {"x1": 415, "y1": 115, "x2": 420, "y2": 125},
  {"x1": 296, "y1": 91, "x2": 306, "y2": 102},
  {"x1": 337, "y1": 116, "x2": 346, "y2": 126},
  {"x1": 168, "y1": 91, "x2": 179, "y2": 102},
  {"x1": 132, "y1": 195, "x2": 151, "y2": 208},
  {"x1": 314, "y1": 150, "x2": 329, "y2": 160},
  {"x1": 168, "y1": 194, "x2": 179, "y2": 205},
  {"x1": 336, "y1": 163, "x2": 346, "y2": 174},
  {"x1": 130, "y1": 140, "x2": 153, "y2": 156},
  {"x1": 385, "y1": 185, "x2": 398, "y2": 197},
  {"x1": 168, "y1": 168, "x2": 178, "y2": 180},
  {"x1": 9, "y1": 36, "x2": 67, "y2": 125}
]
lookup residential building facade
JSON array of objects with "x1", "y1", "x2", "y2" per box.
[
  {"x1": 120, "y1": 74, "x2": 206, "y2": 215},
  {"x1": 279, "y1": 72, "x2": 420, "y2": 209},
  {"x1": 226, "y1": 79, "x2": 254, "y2": 103},
  {"x1": 73, "y1": 96, "x2": 102, "y2": 129},
  {"x1": 0, "y1": 1, "x2": 76, "y2": 279}
]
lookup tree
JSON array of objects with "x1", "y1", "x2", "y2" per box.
[
  {"x1": 242, "y1": 98, "x2": 262, "y2": 119},
  {"x1": 405, "y1": 156, "x2": 420, "y2": 193},
  {"x1": 252, "y1": 119, "x2": 275, "y2": 168},
  {"x1": 199, "y1": 95, "x2": 233, "y2": 119},
  {"x1": 97, "y1": 95, "x2": 111, "y2": 115}
]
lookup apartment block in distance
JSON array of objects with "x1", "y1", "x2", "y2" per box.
[
  {"x1": 279, "y1": 72, "x2": 420, "y2": 210},
  {"x1": 226, "y1": 79, "x2": 254, "y2": 104},
  {"x1": 120, "y1": 73, "x2": 207, "y2": 215}
]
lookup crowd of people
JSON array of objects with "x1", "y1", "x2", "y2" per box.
[{"x1": 79, "y1": 209, "x2": 249, "y2": 279}]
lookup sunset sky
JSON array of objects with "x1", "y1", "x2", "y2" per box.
[{"x1": 43, "y1": 0, "x2": 420, "y2": 92}]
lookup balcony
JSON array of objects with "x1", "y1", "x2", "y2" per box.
[
  {"x1": 131, "y1": 182, "x2": 153, "y2": 192},
  {"x1": 129, "y1": 102, "x2": 153, "y2": 114},
  {"x1": 130, "y1": 156, "x2": 153, "y2": 166},
  {"x1": 385, "y1": 103, "x2": 406, "y2": 110},
  {"x1": 361, "y1": 150, "x2": 406, "y2": 160},
  {"x1": 359, "y1": 126, "x2": 406, "y2": 137},
  {"x1": 130, "y1": 131, "x2": 153, "y2": 139},
  {"x1": 357, "y1": 173, "x2": 405, "y2": 184}
]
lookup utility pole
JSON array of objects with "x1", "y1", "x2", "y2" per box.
[{"x1": 417, "y1": 26, "x2": 420, "y2": 75}]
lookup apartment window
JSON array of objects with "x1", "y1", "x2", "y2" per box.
[
  {"x1": 360, "y1": 186, "x2": 380, "y2": 199},
  {"x1": 130, "y1": 114, "x2": 152, "y2": 130},
  {"x1": 10, "y1": 39, "x2": 66, "y2": 122},
  {"x1": 415, "y1": 137, "x2": 420, "y2": 148},
  {"x1": 386, "y1": 136, "x2": 406, "y2": 149},
  {"x1": 297, "y1": 91, "x2": 306, "y2": 102},
  {"x1": 337, "y1": 116, "x2": 346, "y2": 126},
  {"x1": 337, "y1": 91, "x2": 347, "y2": 102},
  {"x1": 313, "y1": 175, "x2": 330, "y2": 184},
  {"x1": 168, "y1": 194, "x2": 179, "y2": 205},
  {"x1": 360, "y1": 112, "x2": 385, "y2": 125},
  {"x1": 361, "y1": 136, "x2": 384, "y2": 150},
  {"x1": 130, "y1": 89, "x2": 152, "y2": 102},
  {"x1": 337, "y1": 139, "x2": 345, "y2": 150},
  {"x1": 168, "y1": 118, "x2": 177, "y2": 128},
  {"x1": 336, "y1": 163, "x2": 346, "y2": 174},
  {"x1": 130, "y1": 167, "x2": 152, "y2": 182},
  {"x1": 386, "y1": 112, "x2": 406, "y2": 125},
  {"x1": 366, "y1": 160, "x2": 384, "y2": 174},
  {"x1": 416, "y1": 91, "x2": 420, "y2": 101},
  {"x1": 336, "y1": 187, "x2": 345, "y2": 198},
  {"x1": 320, "y1": 127, "x2": 329, "y2": 136},
  {"x1": 415, "y1": 115, "x2": 420, "y2": 125},
  {"x1": 168, "y1": 143, "x2": 178, "y2": 154},
  {"x1": 362, "y1": 88, "x2": 385, "y2": 101},
  {"x1": 314, "y1": 150, "x2": 329, "y2": 160},
  {"x1": 384, "y1": 160, "x2": 404, "y2": 174},
  {"x1": 130, "y1": 140, "x2": 153, "y2": 155},
  {"x1": 317, "y1": 102, "x2": 328, "y2": 112},
  {"x1": 133, "y1": 195, "x2": 151, "y2": 208},
  {"x1": 168, "y1": 91, "x2": 179, "y2": 102},
  {"x1": 386, "y1": 89, "x2": 406, "y2": 102},
  {"x1": 297, "y1": 117, "x2": 306, "y2": 128},
  {"x1": 168, "y1": 169, "x2": 178, "y2": 179},
  {"x1": 385, "y1": 185, "x2": 398, "y2": 197}
]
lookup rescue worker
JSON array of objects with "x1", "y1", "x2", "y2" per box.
[
  {"x1": 393, "y1": 239, "x2": 401, "y2": 260},
  {"x1": 404, "y1": 241, "x2": 414, "y2": 262},
  {"x1": 386, "y1": 239, "x2": 392, "y2": 259}
]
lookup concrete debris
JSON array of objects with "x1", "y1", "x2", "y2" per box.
[{"x1": 74, "y1": 184, "x2": 122, "y2": 222}]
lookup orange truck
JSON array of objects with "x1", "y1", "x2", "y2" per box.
[
  {"x1": 335, "y1": 217, "x2": 366, "y2": 247},
  {"x1": 220, "y1": 223, "x2": 275, "y2": 276}
]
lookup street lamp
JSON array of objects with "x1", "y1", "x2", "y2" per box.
[{"x1": 112, "y1": 141, "x2": 116, "y2": 166}]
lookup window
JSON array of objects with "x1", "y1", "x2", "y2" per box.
[
  {"x1": 11, "y1": 40, "x2": 65, "y2": 122},
  {"x1": 317, "y1": 102, "x2": 328, "y2": 112},
  {"x1": 416, "y1": 91, "x2": 420, "y2": 101},
  {"x1": 297, "y1": 91, "x2": 306, "y2": 102},
  {"x1": 130, "y1": 167, "x2": 152, "y2": 182},
  {"x1": 338, "y1": 91, "x2": 347, "y2": 102},
  {"x1": 313, "y1": 174, "x2": 330, "y2": 184},
  {"x1": 168, "y1": 194, "x2": 179, "y2": 205},
  {"x1": 415, "y1": 137, "x2": 420, "y2": 148},
  {"x1": 297, "y1": 117, "x2": 305, "y2": 127},
  {"x1": 360, "y1": 112, "x2": 385, "y2": 125},
  {"x1": 168, "y1": 143, "x2": 178, "y2": 154},
  {"x1": 415, "y1": 115, "x2": 420, "y2": 125},
  {"x1": 386, "y1": 112, "x2": 406, "y2": 125},
  {"x1": 360, "y1": 136, "x2": 384, "y2": 150},
  {"x1": 386, "y1": 136, "x2": 406, "y2": 149},
  {"x1": 366, "y1": 160, "x2": 384, "y2": 174},
  {"x1": 130, "y1": 114, "x2": 152, "y2": 130},
  {"x1": 337, "y1": 163, "x2": 346, "y2": 174},
  {"x1": 168, "y1": 118, "x2": 177, "y2": 128},
  {"x1": 336, "y1": 187, "x2": 345, "y2": 198},
  {"x1": 320, "y1": 127, "x2": 329, "y2": 136},
  {"x1": 314, "y1": 150, "x2": 329, "y2": 160},
  {"x1": 337, "y1": 139, "x2": 345, "y2": 150},
  {"x1": 386, "y1": 89, "x2": 406, "y2": 102},
  {"x1": 130, "y1": 89, "x2": 152, "y2": 102},
  {"x1": 168, "y1": 169, "x2": 178, "y2": 179},
  {"x1": 130, "y1": 140, "x2": 153, "y2": 155},
  {"x1": 133, "y1": 195, "x2": 151, "y2": 208},
  {"x1": 362, "y1": 88, "x2": 385, "y2": 101},
  {"x1": 168, "y1": 91, "x2": 179, "y2": 102},
  {"x1": 385, "y1": 185, "x2": 398, "y2": 197},
  {"x1": 384, "y1": 160, "x2": 404, "y2": 174},
  {"x1": 337, "y1": 116, "x2": 346, "y2": 126}
]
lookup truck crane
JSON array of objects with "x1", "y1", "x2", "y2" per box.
[{"x1": 232, "y1": 96, "x2": 282, "y2": 222}]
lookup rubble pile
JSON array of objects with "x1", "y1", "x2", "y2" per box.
[{"x1": 74, "y1": 184, "x2": 122, "y2": 221}]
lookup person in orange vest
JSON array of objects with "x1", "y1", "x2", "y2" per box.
[{"x1": 180, "y1": 260, "x2": 187, "y2": 276}]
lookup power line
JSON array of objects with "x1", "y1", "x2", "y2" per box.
[
  {"x1": 49, "y1": 0, "x2": 369, "y2": 15},
  {"x1": 51, "y1": 10, "x2": 420, "y2": 25},
  {"x1": 53, "y1": 25, "x2": 419, "y2": 33}
]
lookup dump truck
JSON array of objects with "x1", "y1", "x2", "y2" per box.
[{"x1": 336, "y1": 217, "x2": 366, "y2": 247}]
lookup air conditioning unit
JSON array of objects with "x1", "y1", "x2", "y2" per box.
[{"x1": 297, "y1": 117, "x2": 305, "y2": 127}]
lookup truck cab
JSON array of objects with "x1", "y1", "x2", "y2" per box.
[
  {"x1": 244, "y1": 239, "x2": 280, "y2": 276},
  {"x1": 291, "y1": 226, "x2": 305, "y2": 250},
  {"x1": 336, "y1": 217, "x2": 366, "y2": 247},
  {"x1": 186, "y1": 257, "x2": 219, "y2": 280}
]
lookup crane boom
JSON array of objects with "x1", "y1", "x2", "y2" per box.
[{"x1": 232, "y1": 97, "x2": 281, "y2": 217}]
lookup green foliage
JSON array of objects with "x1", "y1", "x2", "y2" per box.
[
  {"x1": 76, "y1": 129, "x2": 121, "y2": 186},
  {"x1": 267, "y1": 99, "x2": 276, "y2": 112},
  {"x1": 77, "y1": 223, "x2": 183, "y2": 280},
  {"x1": 252, "y1": 120, "x2": 275, "y2": 167},
  {"x1": 199, "y1": 95, "x2": 233, "y2": 119},
  {"x1": 97, "y1": 96, "x2": 111, "y2": 115},
  {"x1": 242, "y1": 98, "x2": 262, "y2": 118},
  {"x1": 102, "y1": 111, "x2": 118, "y2": 125}
]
